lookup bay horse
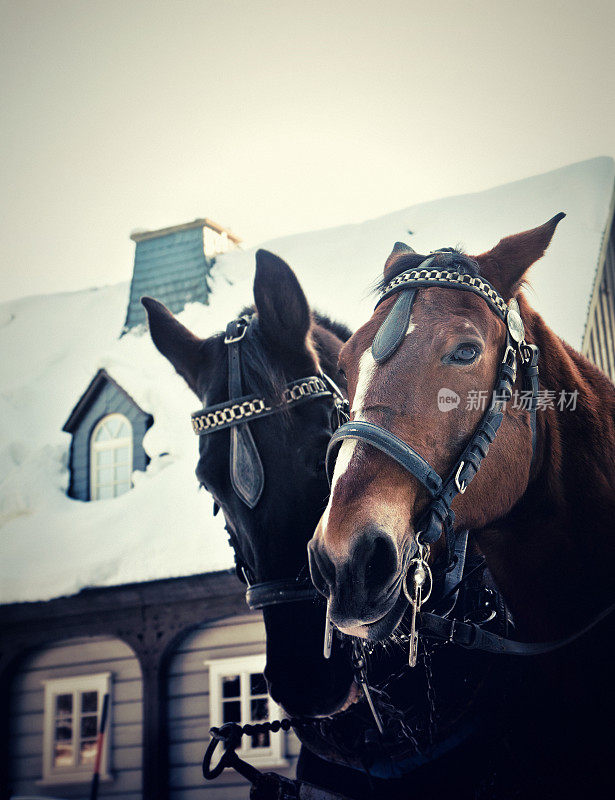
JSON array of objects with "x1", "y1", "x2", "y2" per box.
[
  {"x1": 309, "y1": 215, "x2": 615, "y2": 795},
  {"x1": 143, "y1": 252, "x2": 517, "y2": 799}
]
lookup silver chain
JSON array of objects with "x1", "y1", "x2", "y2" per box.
[
  {"x1": 381, "y1": 269, "x2": 508, "y2": 319},
  {"x1": 191, "y1": 376, "x2": 330, "y2": 434}
]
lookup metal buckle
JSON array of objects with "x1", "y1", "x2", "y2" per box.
[
  {"x1": 502, "y1": 344, "x2": 516, "y2": 369},
  {"x1": 224, "y1": 320, "x2": 249, "y2": 344},
  {"x1": 454, "y1": 461, "x2": 467, "y2": 494}
]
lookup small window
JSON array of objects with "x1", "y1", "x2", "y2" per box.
[
  {"x1": 41, "y1": 673, "x2": 111, "y2": 785},
  {"x1": 206, "y1": 654, "x2": 286, "y2": 767},
  {"x1": 90, "y1": 413, "x2": 133, "y2": 500}
]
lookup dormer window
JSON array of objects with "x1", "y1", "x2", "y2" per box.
[
  {"x1": 63, "y1": 370, "x2": 152, "y2": 502},
  {"x1": 90, "y1": 414, "x2": 133, "y2": 500}
]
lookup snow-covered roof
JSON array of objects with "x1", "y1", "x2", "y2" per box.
[{"x1": 1, "y1": 157, "x2": 613, "y2": 604}]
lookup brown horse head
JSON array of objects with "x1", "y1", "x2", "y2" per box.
[{"x1": 308, "y1": 214, "x2": 565, "y2": 641}]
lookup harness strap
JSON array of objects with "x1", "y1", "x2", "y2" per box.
[
  {"x1": 246, "y1": 579, "x2": 321, "y2": 610},
  {"x1": 226, "y1": 317, "x2": 265, "y2": 508},
  {"x1": 433, "y1": 528, "x2": 469, "y2": 618},
  {"x1": 521, "y1": 342, "x2": 540, "y2": 464},
  {"x1": 419, "y1": 599, "x2": 615, "y2": 655}
]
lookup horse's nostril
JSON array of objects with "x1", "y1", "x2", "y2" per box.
[
  {"x1": 352, "y1": 528, "x2": 398, "y2": 597},
  {"x1": 308, "y1": 541, "x2": 336, "y2": 595},
  {"x1": 365, "y1": 535, "x2": 397, "y2": 591}
]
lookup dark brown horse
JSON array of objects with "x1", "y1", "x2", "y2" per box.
[
  {"x1": 309, "y1": 216, "x2": 615, "y2": 794},
  {"x1": 143, "y1": 250, "x2": 356, "y2": 720}
]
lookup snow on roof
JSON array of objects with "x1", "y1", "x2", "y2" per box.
[{"x1": 1, "y1": 157, "x2": 613, "y2": 604}]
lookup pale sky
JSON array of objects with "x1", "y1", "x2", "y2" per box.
[{"x1": 1, "y1": 0, "x2": 614, "y2": 303}]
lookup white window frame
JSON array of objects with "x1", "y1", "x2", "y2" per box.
[
  {"x1": 206, "y1": 654, "x2": 287, "y2": 767},
  {"x1": 40, "y1": 672, "x2": 111, "y2": 786},
  {"x1": 90, "y1": 413, "x2": 133, "y2": 501}
]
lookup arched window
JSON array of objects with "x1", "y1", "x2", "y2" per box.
[{"x1": 90, "y1": 413, "x2": 133, "y2": 500}]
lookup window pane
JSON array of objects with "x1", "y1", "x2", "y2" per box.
[
  {"x1": 54, "y1": 742, "x2": 73, "y2": 767},
  {"x1": 55, "y1": 693, "x2": 73, "y2": 717},
  {"x1": 222, "y1": 700, "x2": 241, "y2": 723},
  {"x1": 55, "y1": 720, "x2": 73, "y2": 741},
  {"x1": 80, "y1": 739, "x2": 97, "y2": 765},
  {"x1": 250, "y1": 673, "x2": 267, "y2": 696},
  {"x1": 107, "y1": 418, "x2": 121, "y2": 438},
  {"x1": 115, "y1": 482, "x2": 130, "y2": 498},
  {"x1": 98, "y1": 485, "x2": 113, "y2": 500},
  {"x1": 96, "y1": 424, "x2": 111, "y2": 441},
  {"x1": 115, "y1": 464, "x2": 130, "y2": 482},
  {"x1": 222, "y1": 675, "x2": 240, "y2": 698},
  {"x1": 81, "y1": 714, "x2": 98, "y2": 738},
  {"x1": 117, "y1": 421, "x2": 129, "y2": 437},
  {"x1": 97, "y1": 467, "x2": 114, "y2": 485},
  {"x1": 97, "y1": 449, "x2": 113, "y2": 466},
  {"x1": 81, "y1": 691, "x2": 98, "y2": 714},
  {"x1": 251, "y1": 730, "x2": 270, "y2": 749},
  {"x1": 114, "y1": 444, "x2": 130, "y2": 464},
  {"x1": 251, "y1": 697, "x2": 269, "y2": 721}
]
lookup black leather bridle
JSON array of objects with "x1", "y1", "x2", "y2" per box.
[
  {"x1": 191, "y1": 315, "x2": 346, "y2": 612},
  {"x1": 327, "y1": 251, "x2": 539, "y2": 551}
]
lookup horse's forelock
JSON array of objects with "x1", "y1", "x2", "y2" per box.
[{"x1": 376, "y1": 247, "x2": 480, "y2": 293}]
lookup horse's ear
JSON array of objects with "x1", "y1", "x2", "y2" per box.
[
  {"x1": 475, "y1": 213, "x2": 566, "y2": 299},
  {"x1": 253, "y1": 250, "x2": 311, "y2": 351},
  {"x1": 141, "y1": 296, "x2": 205, "y2": 394},
  {"x1": 383, "y1": 242, "x2": 417, "y2": 282}
]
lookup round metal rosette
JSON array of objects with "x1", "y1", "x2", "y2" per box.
[{"x1": 506, "y1": 302, "x2": 525, "y2": 343}]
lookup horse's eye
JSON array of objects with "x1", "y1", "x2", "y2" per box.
[{"x1": 447, "y1": 344, "x2": 480, "y2": 364}]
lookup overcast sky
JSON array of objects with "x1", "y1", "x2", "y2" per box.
[{"x1": 1, "y1": 0, "x2": 614, "y2": 303}]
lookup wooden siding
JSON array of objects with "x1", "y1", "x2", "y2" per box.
[
  {"x1": 124, "y1": 226, "x2": 213, "y2": 331},
  {"x1": 8, "y1": 635, "x2": 142, "y2": 799},
  {"x1": 67, "y1": 379, "x2": 151, "y2": 501},
  {"x1": 583, "y1": 221, "x2": 615, "y2": 383},
  {"x1": 167, "y1": 613, "x2": 301, "y2": 800}
]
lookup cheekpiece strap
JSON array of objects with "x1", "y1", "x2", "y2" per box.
[{"x1": 226, "y1": 318, "x2": 265, "y2": 509}]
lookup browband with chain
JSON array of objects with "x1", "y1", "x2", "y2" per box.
[
  {"x1": 377, "y1": 258, "x2": 508, "y2": 321},
  {"x1": 191, "y1": 376, "x2": 334, "y2": 435}
]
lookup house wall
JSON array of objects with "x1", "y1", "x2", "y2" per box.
[
  {"x1": 8, "y1": 635, "x2": 143, "y2": 799},
  {"x1": 67, "y1": 381, "x2": 151, "y2": 501},
  {"x1": 167, "y1": 613, "x2": 301, "y2": 800},
  {"x1": 583, "y1": 222, "x2": 615, "y2": 383}
]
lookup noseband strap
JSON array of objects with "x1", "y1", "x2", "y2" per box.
[
  {"x1": 246, "y1": 579, "x2": 320, "y2": 610},
  {"x1": 327, "y1": 421, "x2": 442, "y2": 496}
]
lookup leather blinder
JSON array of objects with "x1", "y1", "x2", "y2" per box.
[
  {"x1": 230, "y1": 424, "x2": 265, "y2": 508},
  {"x1": 372, "y1": 289, "x2": 417, "y2": 363}
]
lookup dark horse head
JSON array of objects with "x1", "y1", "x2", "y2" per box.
[{"x1": 142, "y1": 249, "x2": 356, "y2": 716}]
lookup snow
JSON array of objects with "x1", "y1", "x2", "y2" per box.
[{"x1": 1, "y1": 157, "x2": 613, "y2": 604}]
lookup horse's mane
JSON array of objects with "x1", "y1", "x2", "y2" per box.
[
  {"x1": 233, "y1": 305, "x2": 350, "y2": 403},
  {"x1": 374, "y1": 247, "x2": 480, "y2": 294}
]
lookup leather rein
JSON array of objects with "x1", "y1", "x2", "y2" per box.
[{"x1": 191, "y1": 314, "x2": 345, "y2": 612}]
